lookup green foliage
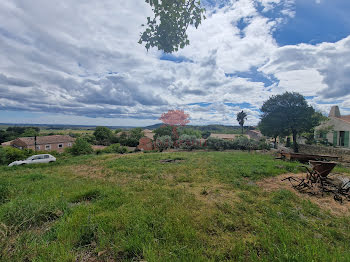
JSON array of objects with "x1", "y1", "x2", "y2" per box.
[
  {"x1": 260, "y1": 92, "x2": 319, "y2": 152},
  {"x1": 66, "y1": 138, "x2": 93, "y2": 156},
  {"x1": 156, "y1": 136, "x2": 173, "y2": 151},
  {"x1": 154, "y1": 125, "x2": 173, "y2": 140},
  {"x1": 139, "y1": 0, "x2": 206, "y2": 53},
  {"x1": 0, "y1": 126, "x2": 40, "y2": 144},
  {"x1": 20, "y1": 128, "x2": 39, "y2": 137},
  {"x1": 178, "y1": 127, "x2": 202, "y2": 138},
  {"x1": 178, "y1": 134, "x2": 201, "y2": 150},
  {"x1": 201, "y1": 130, "x2": 211, "y2": 139},
  {"x1": 207, "y1": 136, "x2": 270, "y2": 151},
  {"x1": 102, "y1": 143, "x2": 127, "y2": 154},
  {"x1": 116, "y1": 128, "x2": 144, "y2": 147},
  {"x1": 114, "y1": 128, "x2": 123, "y2": 134},
  {"x1": 0, "y1": 147, "x2": 33, "y2": 165},
  {"x1": 206, "y1": 137, "x2": 230, "y2": 151},
  {"x1": 93, "y1": 126, "x2": 114, "y2": 145},
  {"x1": 129, "y1": 128, "x2": 144, "y2": 140},
  {"x1": 236, "y1": 110, "x2": 247, "y2": 134},
  {"x1": 80, "y1": 133, "x2": 96, "y2": 144}
]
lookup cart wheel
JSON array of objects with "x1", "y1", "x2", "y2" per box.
[{"x1": 334, "y1": 195, "x2": 343, "y2": 203}]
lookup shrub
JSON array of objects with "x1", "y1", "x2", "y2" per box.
[
  {"x1": 178, "y1": 128, "x2": 202, "y2": 138},
  {"x1": 103, "y1": 143, "x2": 127, "y2": 154},
  {"x1": 234, "y1": 136, "x2": 251, "y2": 150},
  {"x1": 66, "y1": 138, "x2": 93, "y2": 156},
  {"x1": 156, "y1": 136, "x2": 173, "y2": 152},
  {"x1": 178, "y1": 134, "x2": 201, "y2": 150},
  {"x1": 207, "y1": 137, "x2": 230, "y2": 151},
  {"x1": 0, "y1": 147, "x2": 33, "y2": 165},
  {"x1": 207, "y1": 137, "x2": 270, "y2": 151},
  {"x1": 93, "y1": 126, "x2": 114, "y2": 145}
]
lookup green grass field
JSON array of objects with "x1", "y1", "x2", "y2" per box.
[{"x1": 1, "y1": 151, "x2": 350, "y2": 261}]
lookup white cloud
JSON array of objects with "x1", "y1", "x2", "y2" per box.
[{"x1": 0, "y1": 0, "x2": 349, "y2": 126}]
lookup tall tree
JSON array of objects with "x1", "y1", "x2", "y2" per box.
[
  {"x1": 139, "y1": 0, "x2": 206, "y2": 53},
  {"x1": 93, "y1": 126, "x2": 114, "y2": 145},
  {"x1": 260, "y1": 92, "x2": 318, "y2": 153},
  {"x1": 236, "y1": 110, "x2": 247, "y2": 134},
  {"x1": 258, "y1": 114, "x2": 287, "y2": 149}
]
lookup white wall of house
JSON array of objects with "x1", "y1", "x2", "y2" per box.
[{"x1": 316, "y1": 117, "x2": 350, "y2": 147}]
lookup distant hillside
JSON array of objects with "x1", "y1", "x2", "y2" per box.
[
  {"x1": 1, "y1": 123, "x2": 256, "y2": 134},
  {"x1": 144, "y1": 123, "x2": 255, "y2": 134}
]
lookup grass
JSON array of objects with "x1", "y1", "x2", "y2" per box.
[{"x1": 0, "y1": 151, "x2": 349, "y2": 261}]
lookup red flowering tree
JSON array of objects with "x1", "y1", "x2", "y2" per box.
[{"x1": 159, "y1": 110, "x2": 190, "y2": 146}]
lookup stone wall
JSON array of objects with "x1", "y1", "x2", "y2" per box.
[{"x1": 299, "y1": 144, "x2": 350, "y2": 162}]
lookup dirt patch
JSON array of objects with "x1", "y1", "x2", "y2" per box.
[
  {"x1": 159, "y1": 158, "x2": 185, "y2": 163},
  {"x1": 257, "y1": 173, "x2": 350, "y2": 216},
  {"x1": 66, "y1": 164, "x2": 111, "y2": 179}
]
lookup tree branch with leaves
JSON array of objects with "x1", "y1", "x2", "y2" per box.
[{"x1": 139, "y1": 0, "x2": 206, "y2": 53}]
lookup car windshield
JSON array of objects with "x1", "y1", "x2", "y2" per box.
[{"x1": 26, "y1": 156, "x2": 34, "y2": 160}]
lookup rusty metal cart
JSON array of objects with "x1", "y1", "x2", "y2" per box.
[{"x1": 283, "y1": 161, "x2": 350, "y2": 203}]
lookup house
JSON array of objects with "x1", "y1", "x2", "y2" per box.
[
  {"x1": 137, "y1": 137, "x2": 154, "y2": 151},
  {"x1": 246, "y1": 130, "x2": 264, "y2": 141},
  {"x1": 10, "y1": 135, "x2": 75, "y2": 152},
  {"x1": 315, "y1": 106, "x2": 350, "y2": 148},
  {"x1": 209, "y1": 134, "x2": 249, "y2": 140},
  {"x1": 143, "y1": 129, "x2": 155, "y2": 140}
]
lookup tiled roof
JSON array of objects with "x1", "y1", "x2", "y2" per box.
[
  {"x1": 210, "y1": 134, "x2": 238, "y2": 139},
  {"x1": 1, "y1": 140, "x2": 13, "y2": 146},
  {"x1": 16, "y1": 135, "x2": 75, "y2": 146},
  {"x1": 144, "y1": 131, "x2": 155, "y2": 139},
  {"x1": 340, "y1": 115, "x2": 350, "y2": 123}
]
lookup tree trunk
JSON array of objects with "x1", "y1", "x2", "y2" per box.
[
  {"x1": 274, "y1": 137, "x2": 277, "y2": 149},
  {"x1": 292, "y1": 130, "x2": 299, "y2": 153},
  {"x1": 241, "y1": 125, "x2": 244, "y2": 135}
]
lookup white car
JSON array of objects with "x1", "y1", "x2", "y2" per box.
[{"x1": 8, "y1": 154, "x2": 56, "y2": 167}]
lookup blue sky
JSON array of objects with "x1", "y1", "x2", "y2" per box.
[{"x1": 0, "y1": 0, "x2": 350, "y2": 126}]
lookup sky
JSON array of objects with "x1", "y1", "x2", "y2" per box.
[{"x1": 0, "y1": 0, "x2": 350, "y2": 126}]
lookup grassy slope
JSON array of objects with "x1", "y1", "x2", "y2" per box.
[{"x1": 0, "y1": 152, "x2": 349, "y2": 261}]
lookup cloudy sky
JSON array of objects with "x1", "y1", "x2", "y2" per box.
[{"x1": 0, "y1": 0, "x2": 350, "y2": 126}]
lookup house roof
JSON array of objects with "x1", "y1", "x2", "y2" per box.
[
  {"x1": 144, "y1": 132, "x2": 155, "y2": 139},
  {"x1": 14, "y1": 135, "x2": 75, "y2": 146},
  {"x1": 209, "y1": 134, "x2": 238, "y2": 139},
  {"x1": 1, "y1": 140, "x2": 13, "y2": 146},
  {"x1": 142, "y1": 129, "x2": 155, "y2": 139},
  {"x1": 247, "y1": 130, "x2": 263, "y2": 135},
  {"x1": 339, "y1": 115, "x2": 350, "y2": 123}
]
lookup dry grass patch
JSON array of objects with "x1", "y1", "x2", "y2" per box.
[{"x1": 257, "y1": 173, "x2": 350, "y2": 216}]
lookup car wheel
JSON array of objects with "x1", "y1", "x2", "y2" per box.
[{"x1": 20, "y1": 163, "x2": 26, "y2": 165}]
